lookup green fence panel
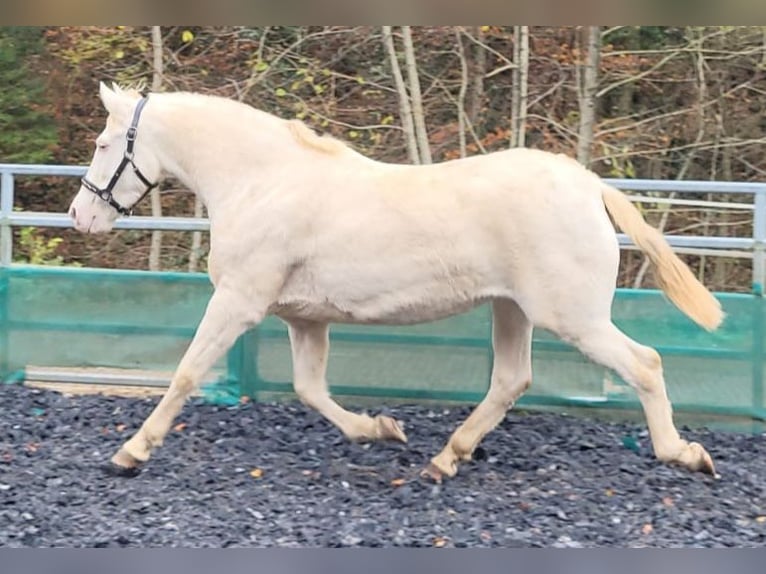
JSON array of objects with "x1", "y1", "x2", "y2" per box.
[
  {"x1": 2, "y1": 265, "x2": 765, "y2": 426},
  {"x1": 1, "y1": 265, "x2": 216, "y2": 379}
]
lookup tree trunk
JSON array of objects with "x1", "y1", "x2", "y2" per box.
[
  {"x1": 510, "y1": 26, "x2": 529, "y2": 148},
  {"x1": 615, "y1": 27, "x2": 639, "y2": 119},
  {"x1": 575, "y1": 26, "x2": 601, "y2": 166},
  {"x1": 188, "y1": 196, "x2": 204, "y2": 272},
  {"x1": 455, "y1": 28, "x2": 468, "y2": 158},
  {"x1": 382, "y1": 26, "x2": 420, "y2": 164},
  {"x1": 149, "y1": 25, "x2": 163, "y2": 271},
  {"x1": 401, "y1": 26, "x2": 431, "y2": 164},
  {"x1": 466, "y1": 26, "x2": 486, "y2": 128}
]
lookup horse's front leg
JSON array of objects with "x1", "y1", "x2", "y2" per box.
[
  {"x1": 288, "y1": 320, "x2": 407, "y2": 443},
  {"x1": 107, "y1": 282, "x2": 269, "y2": 476}
]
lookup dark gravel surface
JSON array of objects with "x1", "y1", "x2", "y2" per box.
[{"x1": 1, "y1": 383, "x2": 765, "y2": 547}]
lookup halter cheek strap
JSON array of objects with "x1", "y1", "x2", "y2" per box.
[{"x1": 81, "y1": 96, "x2": 158, "y2": 216}]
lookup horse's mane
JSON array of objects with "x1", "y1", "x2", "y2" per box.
[
  {"x1": 111, "y1": 81, "x2": 146, "y2": 99},
  {"x1": 285, "y1": 119, "x2": 347, "y2": 156}
]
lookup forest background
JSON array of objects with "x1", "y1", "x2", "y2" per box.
[{"x1": 2, "y1": 25, "x2": 766, "y2": 293}]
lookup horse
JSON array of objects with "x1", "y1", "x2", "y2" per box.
[{"x1": 67, "y1": 82, "x2": 723, "y2": 481}]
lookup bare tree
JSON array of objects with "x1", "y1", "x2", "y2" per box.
[
  {"x1": 575, "y1": 26, "x2": 601, "y2": 166},
  {"x1": 149, "y1": 25, "x2": 164, "y2": 271},
  {"x1": 187, "y1": 197, "x2": 205, "y2": 272},
  {"x1": 466, "y1": 26, "x2": 486, "y2": 127},
  {"x1": 401, "y1": 26, "x2": 432, "y2": 164},
  {"x1": 510, "y1": 26, "x2": 529, "y2": 148},
  {"x1": 455, "y1": 28, "x2": 469, "y2": 158},
  {"x1": 382, "y1": 26, "x2": 420, "y2": 164}
]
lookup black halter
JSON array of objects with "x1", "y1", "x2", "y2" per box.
[{"x1": 81, "y1": 96, "x2": 158, "y2": 216}]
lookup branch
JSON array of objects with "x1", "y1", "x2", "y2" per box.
[{"x1": 430, "y1": 76, "x2": 487, "y2": 154}]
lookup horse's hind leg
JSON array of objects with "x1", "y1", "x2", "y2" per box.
[
  {"x1": 287, "y1": 319, "x2": 407, "y2": 444},
  {"x1": 563, "y1": 320, "x2": 716, "y2": 475},
  {"x1": 424, "y1": 299, "x2": 533, "y2": 481}
]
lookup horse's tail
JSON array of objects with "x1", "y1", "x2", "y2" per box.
[{"x1": 601, "y1": 184, "x2": 724, "y2": 331}]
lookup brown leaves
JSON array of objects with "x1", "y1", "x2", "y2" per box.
[
  {"x1": 249, "y1": 468, "x2": 263, "y2": 479},
  {"x1": 390, "y1": 478, "x2": 406, "y2": 487},
  {"x1": 173, "y1": 422, "x2": 188, "y2": 432}
]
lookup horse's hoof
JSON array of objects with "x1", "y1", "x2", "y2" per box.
[
  {"x1": 419, "y1": 462, "x2": 444, "y2": 484},
  {"x1": 102, "y1": 448, "x2": 143, "y2": 478},
  {"x1": 375, "y1": 415, "x2": 408, "y2": 443},
  {"x1": 689, "y1": 442, "x2": 718, "y2": 477},
  {"x1": 101, "y1": 461, "x2": 142, "y2": 478}
]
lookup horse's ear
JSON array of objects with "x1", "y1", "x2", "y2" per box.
[
  {"x1": 99, "y1": 81, "x2": 128, "y2": 117},
  {"x1": 99, "y1": 81, "x2": 115, "y2": 108}
]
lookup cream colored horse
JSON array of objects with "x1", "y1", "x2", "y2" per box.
[{"x1": 68, "y1": 83, "x2": 723, "y2": 481}]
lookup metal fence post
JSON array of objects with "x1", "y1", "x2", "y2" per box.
[
  {"x1": 1, "y1": 171, "x2": 14, "y2": 266},
  {"x1": 238, "y1": 329, "x2": 261, "y2": 400},
  {"x1": 0, "y1": 170, "x2": 10, "y2": 378},
  {"x1": 226, "y1": 334, "x2": 245, "y2": 397},
  {"x1": 0, "y1": 172, "x2": 13, "y2": 379},
  {"x1": 752, "y1": 189, "x2": 766, "y2": 426},
  {"x1": 752, "y1": 189, "x2": 766, "y2": 296}
]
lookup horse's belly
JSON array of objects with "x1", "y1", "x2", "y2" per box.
[
  {"x1": 271, "y1": 286, "x2": 495, "y2": 326},
  {"x1": 272, "y1": 245, "x2": 511, "y2": 325},
  {"x1": 270, "y1": 298, "x2": 488, "y2": 325}
]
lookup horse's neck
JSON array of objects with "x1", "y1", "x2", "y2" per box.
[{"x1": 150, "y1": 97, "x2": 285, "y2": 218}]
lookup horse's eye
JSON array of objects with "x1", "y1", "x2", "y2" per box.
[{"x1": 96, "y1": 143, "x2": 109, "y2": 150}]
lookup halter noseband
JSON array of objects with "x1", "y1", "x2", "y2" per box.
[{"x1": 81, "y1": 96, "x2": 157, "y2": 216}]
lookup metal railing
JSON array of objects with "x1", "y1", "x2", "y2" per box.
[
  {"x1": 2, "y1": 163, "x2": 766, "y2": 291},
  {"x1": 0, "y1": 164, "x2": 209, "y2": 266}
]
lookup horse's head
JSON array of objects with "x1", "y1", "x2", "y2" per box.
[{"x1": 68, "y1": 82, "x2": 161, "y2": 233}]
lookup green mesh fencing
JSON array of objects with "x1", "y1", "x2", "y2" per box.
[
  {"x1": 0, "y1": 265, "x2": 223, "y2": 386},
  {"x1": 2, "y1": 265, "x2": 765, "y2": 426}
]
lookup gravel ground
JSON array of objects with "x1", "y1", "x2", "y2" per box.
[{"x1": 1, "y1": 383, "x2": 765, "y2": 547}]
